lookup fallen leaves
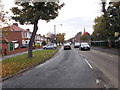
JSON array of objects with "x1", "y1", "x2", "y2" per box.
[{"x1": 1, "y1": 50, "x2": 58, "y2": 78}]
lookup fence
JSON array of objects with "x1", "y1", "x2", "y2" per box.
[{"x1": 91, "y1": 40, "x2": 119, "y2": 49}]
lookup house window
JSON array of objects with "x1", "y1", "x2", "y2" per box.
[{"x1": 26, "y1": 33, "x2": 27, "y2": 38}]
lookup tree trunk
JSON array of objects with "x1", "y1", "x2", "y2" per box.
[{"x1": 28, "y1": 19, "x2": 39, "y2": 58}]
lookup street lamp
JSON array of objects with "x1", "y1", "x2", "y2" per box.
[
  {"x1": 54, "y1": 24, "x2": 62, "y2": 44},
  {"x1": 54, "y1": 24, "x2": 62, "y2": 35}
]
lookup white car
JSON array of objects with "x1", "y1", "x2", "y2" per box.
[
  {"x1": 43, "y1": 44, "x2": 56, "y2": 49},
  {"x1": 74, "y1": 42, "x2": 80, "y2": 48},
  {"x1": 79, "y1": 43, "x2": 90, "y2": 50}
]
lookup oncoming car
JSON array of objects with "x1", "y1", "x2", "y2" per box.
[
  {"x1": 64, "y1": 43, "x2": 71, "y2": 50},
  {"x1": 79, "y1": 42, "x2": 90, "y2": 50}
]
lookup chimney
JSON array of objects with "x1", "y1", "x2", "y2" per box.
[
  {"x1": 13, "y1": 23, "x2": 18, "y2": 26},
  {"x1": 26, "y1": 29, "x2": 30, "y2": 32}
]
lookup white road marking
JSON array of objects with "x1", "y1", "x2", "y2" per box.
[
  {"x1": 79, "y1": 53, "x2": 84, "y2": 57},
  {"x1": 85, "y1": 59, "x2": 93, "y2": 69},
  {"x1": 110, "y1": 55, "x2": 113, "y2": 57}
]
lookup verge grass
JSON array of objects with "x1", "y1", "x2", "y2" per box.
[{"x1": 1, "y1": 50, "x2": 58, "y2": 78}]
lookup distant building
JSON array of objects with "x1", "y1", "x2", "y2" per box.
[{"x1": 74, "y1": 32, "x2": 82, "y2": 42}]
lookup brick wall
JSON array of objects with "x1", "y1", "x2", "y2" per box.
[{"x1": 2, "y1": 44, "x2": 9, "y2": 55}]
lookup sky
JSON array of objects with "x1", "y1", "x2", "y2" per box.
[{"x1": 2, "y1": 0, "x2": 103, "y2": 40}]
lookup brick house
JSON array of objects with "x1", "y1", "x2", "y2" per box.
[
  {"x1": 1, "y1": 23, "x2": 31, "y2": 55},
  {"x1": 1, "y1": 23, "x2": 48, "y2": 56}
]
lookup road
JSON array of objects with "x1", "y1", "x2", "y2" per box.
[
  {"x1": 3, "y1": 47, "x2": 96, "y2": 88},
  {"x1": 2, "y1": 47, "x2": 118, "y2": 88},
  {"x1": 75, "y1": 48, "x2": 118, "y2": 88}
]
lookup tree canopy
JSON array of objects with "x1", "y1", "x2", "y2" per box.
[
  {"x1": 92, "y1": 2, "x2": 120, "y2": 41},
  {"x1": 11, "y1": 1, "x2": 64, "y2": 24},
  {"x1": 11, "y1": 1, "x2": 64, "y2": 57},
  {"x1": 56, "y1": 33, "x2": 65, "y2": 44}
]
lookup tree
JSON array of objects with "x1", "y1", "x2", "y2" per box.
[
  {"x1": 92, "y1": 15, "x2": 113, "y2": 41},
  {"x1": 0, "y1": 0, "x2": 12, "y2": 38},
  {"x1": 92, "y1": 2, "x2": 120, "y2": 41},
  {"x1": 80, "y1": 35, "x2": 88, "y2": 41},
  {"x1": 42, "y1": 41, "x2": 46, "y2": 46},
  {"x1": 11, "y1": 1, "x2": 64, "y2": 58},
  {"x1": 56, "y1": 33, "x2": 65, "y2": 44},
  {"x1": 107, "y1": 2, "x2": 120, "y2": 39}
]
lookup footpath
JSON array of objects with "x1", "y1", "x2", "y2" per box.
[
  {"x1": 91, "y1": 46, "x2": 119, "y2": 55},
  {"x1": 0, "y1": 48, "x2": 43, "y2": 61}
]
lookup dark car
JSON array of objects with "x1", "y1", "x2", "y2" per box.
[
  {"x1": 20, "y1": 44, "x2": 28, "y2": 48},
  {"x1": 79, "y1": 43, "x2": 90, "y2": 50},
  {"x1": 64, "y1": 43, "x2": 71, "y2": 50},
  {"x1": 74, "y1": 42, "x2": 80, "y2": 48}
]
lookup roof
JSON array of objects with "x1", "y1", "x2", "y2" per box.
[
  {"x1": 83, "y1": 32, "x2": 90, "y2": 36},
  {"x1": 9, "y1": 25, "x2": 25, "y2": 32},
  {"x1": 1, "y1": 24, "x2": 26, "y2": 32}
]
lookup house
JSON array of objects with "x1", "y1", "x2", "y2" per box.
[
  {"x1": 1, "y1": 23, "x2": 48, "y2": 55},
  {"x1": 74, "y1": 32, "x2": 82, "y2": 42},
  {"x1": 35, "y1": 34, "x2": 41, "y2": 45},
  {"x1": 22, "y1": 29, "x2": 32, "y2": 45}
]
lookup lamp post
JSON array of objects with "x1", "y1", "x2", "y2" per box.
[{"x1": 54, "y1": 24, "x2": 62, "y2": 44}]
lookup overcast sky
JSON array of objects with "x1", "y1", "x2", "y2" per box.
[{"x1": 2, "y1": 0, "x2": 102, "y2": 40}]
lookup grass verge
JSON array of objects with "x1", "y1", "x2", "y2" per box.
[{"x1": 1, "y1": 49, "x2": 58, "y2": 78}]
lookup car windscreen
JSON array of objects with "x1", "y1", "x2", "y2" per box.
[
  {"x1": 81, "y1": 43, "x2": 89, "y2": 46},
  {"x1": 64, "y1": 43, "x2": 70, "y2": 46},
  {"x1": 75, "y1": 43, "x2": 80, "y2": 45}
]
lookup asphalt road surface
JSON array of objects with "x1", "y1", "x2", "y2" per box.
[
  {"x1": 75, "y1": 48, "x2": 118, "y2": 88},
  {"x1": 2, "y1": 47, "x2": 118, "y2": 88},
  {"x1": 3, "y1": 47, "x2": 97, "y2": 88}
]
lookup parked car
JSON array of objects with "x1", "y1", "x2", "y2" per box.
[
  {"x1": 64, "y1": 43, "x2": 71, "y2": 50},
  {"x1": 79, "y1": 42, "x2": 90, "y2": 50},
  {"x1": 43, "y1": 43, "x2": 56, "y2": 49},
  {"x1": 20, "y1": 44, "x2": 28, "y2": 48},
  {"x1": 74, "y1": 42, "x2": 80, "y2": 48}
]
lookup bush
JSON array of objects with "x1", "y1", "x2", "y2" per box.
[
  {"x1": 42, "y1": 41, "x2": 47, "y2": 46},
  {"x1": 34, "y1": 44, "x2": 40, "y2": 47}
]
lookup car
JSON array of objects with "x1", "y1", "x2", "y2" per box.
[
  {"x1": 79, "y1": 42, "x2": 90, "y2": 50},
  {"x1": 20, "y1": 44, "x2": 28, "y2": 48},
  {"x1": 43, "y1": 43, "x2": 56, "y2": 49},
  {"x1": 64, "y1": 43, "x2": 71, "y2": 50},
  {"x1": 74, "y1": 42, "x2": 80, "y2": 48}
]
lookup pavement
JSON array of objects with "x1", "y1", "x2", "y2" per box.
[{"x1": 91, "y1": 46, "x2": 119, "y2": 55}]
